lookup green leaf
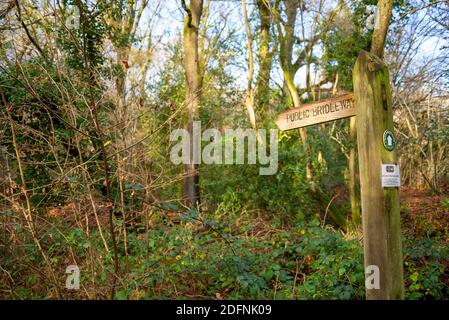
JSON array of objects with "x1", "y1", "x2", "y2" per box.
[
  {"x1": 262, "y1": 269, "x2": 274, "y2": 281},
  {"x1": 116, "y1": 290, "x2": 129, "y2": 300}
]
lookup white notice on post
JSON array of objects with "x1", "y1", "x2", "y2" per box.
[{"x1": 381, "y1": 164, "x2": 400, "y2": 188}]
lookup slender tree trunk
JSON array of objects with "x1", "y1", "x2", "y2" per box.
[
  {"x1": 255, "y1": 0, "x2": 273, "y2": 113},
  {"x1": 370, "y1": 0, "x2": 393, "y2": 59},
  {"x1": 349, "y1": 116, "x2": 361, "y2": 226},
  {"x1": 242, "y1": 0, "x2": 265, "y2": 146},
  {"x1": 276, "y1": 0, "x2": 312, "y2": 183},
  {"x1": 182, "y1": 0, "x2": 203, "y2": 208}
]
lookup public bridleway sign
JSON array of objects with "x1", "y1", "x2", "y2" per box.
[{"x1": 276, "y1": 93, "x2": 355, "y2": 131}]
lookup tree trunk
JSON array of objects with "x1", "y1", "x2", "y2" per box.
[
  {"x1": 182, "y1": 0, "x2": 203, "y2": 208},
  {"x1": 348, "y1": 116, "x2": 361, "y2": 227},
  {"x1": 277, "y1": 0, "x2": 313, "y2": 183},
  {"x1": 255, "y1": 0, "x2": 273, "y2": 113},
  {"x1": 370, "y1": 0, "x2": 393, "y2": 59}
]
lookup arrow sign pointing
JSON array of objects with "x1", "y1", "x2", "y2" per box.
[{"x1": 387, "y1": 135, "x2": 392, "y2": 147}]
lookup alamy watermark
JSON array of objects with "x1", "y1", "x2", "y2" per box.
[
  {"x1": 65, "y1": 265, "x2": 80, "y2": 290},
  {"x1": 170, "y1": 121, "x2": 278, "y2": 175},
  {"x1": 365, "y1": 265, "x2": 380, "y2": 290},
  {"x1": 65, "y1": 5, "x2": 80, "y2": 30},
  {"x1": 365, "y1": 5, "x2": 381, "y2": 30}
]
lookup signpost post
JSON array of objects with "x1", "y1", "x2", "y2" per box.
[
  {"x1": 353, "y1": 50, "x2": 404, "y2": 299},
  {"x1": 276, "y1": 50, "x2": 404, "y2": 300}
]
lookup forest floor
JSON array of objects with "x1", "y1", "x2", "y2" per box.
[
  {"x1": 1, "y1": 187, "x2": 448, "y2": 300},
  {"x1": 400, "y1": 186, "x2": 449, "y2": 239}
]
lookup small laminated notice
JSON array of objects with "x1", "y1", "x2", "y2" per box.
[{"x1": 381, "y1": 164, "x2": 400, "y2": 188}]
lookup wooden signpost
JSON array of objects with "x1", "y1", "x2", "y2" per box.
[
  {"x1": 276, "y1": 50, "x2": 404, "y2": 300},
  {"x1": 353, "y1": 50, "x2": 404, "y2": 299},
  {"x1": 276, "y1": 93, "x2": 355, "y2": 130}
]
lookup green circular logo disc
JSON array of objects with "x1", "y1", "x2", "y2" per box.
[{"x1": 383, "y1": 129, "x2": 396, "y2": 151}]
